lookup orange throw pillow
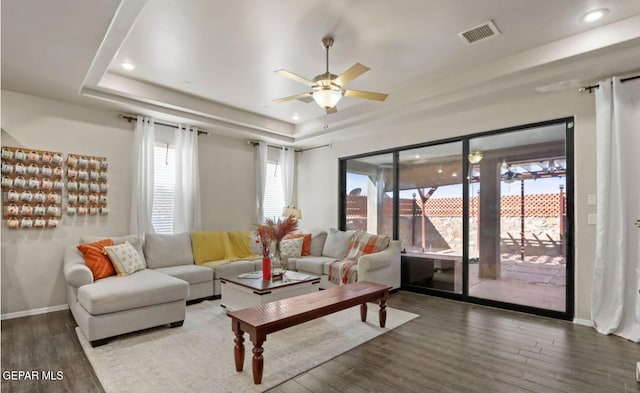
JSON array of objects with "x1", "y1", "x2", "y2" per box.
[
  {"x1": 77, "y1": 238, "x2": 115, "y2": 280},
  {"x1": 286, "y1": 233, "x2": 312, "y2": 256}
]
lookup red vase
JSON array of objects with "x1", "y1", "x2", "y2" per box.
[{"x1": 262, "y1": 257, "x2": 271, "y2": 280}]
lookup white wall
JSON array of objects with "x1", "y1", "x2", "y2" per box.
[
  {"x1": 198, "y1": 132, "x2": 257, "y2": 230},
  {"x1": 1, "y1": 91, "x2": 134, "y2": 315},
  {"x1": 296, "y1": 89, "x2": 597, "y2": 320},
  {"x1": 1, "y1": 87, "x2": 598, "y2": 319},
  {"x1": 1, "y1": 90, "x2": 259, "y2": 315}
]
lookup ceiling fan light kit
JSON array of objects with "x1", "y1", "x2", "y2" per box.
[
  {"x1": 468, "y1": 151, "x2": 483, "y2": 164},
  {"x1": 313, "y1": 86, "x2": 343, "y2": 108},
  {"x1": 273, "y1": 36, "x2": 388, "y2": 114}
]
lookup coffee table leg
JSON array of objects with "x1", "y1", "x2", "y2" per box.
[
  {"x1": 360, "y1": 302, "x2": 368, "y2": 322},
  {"x1": 232, "y1": 323, "x2": 245, "y2": 371},
  {"x1": 252, "y1": 338, "x2": 264, "y2": 384},
  {"x1": 379, "y1": 291, "x2": 389, "y2": 328}
]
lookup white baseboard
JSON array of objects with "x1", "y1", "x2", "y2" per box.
[
  {"x1": 1, "y1": 304, "x2": 69, "y2": 320},
  {"x1": 573, "y1": 318, "x2": 595, "y2": 327}
]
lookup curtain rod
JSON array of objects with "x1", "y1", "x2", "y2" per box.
[
  {"x1": 248, "y1": 140, "x2": 294, "y2": 151},
  {"x1": 578, "y1": 74, "x2": 640, "y2": 93},
  {"x1": 119, "y1": 114, "x2": 210, "y2": 135},
  {"x1": 247, "y1": 140, "x2": 332, "y2": 153}
]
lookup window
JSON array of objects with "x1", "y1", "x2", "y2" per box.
[
  {"x1": 263, "y1": 161, "x2": 285, "y2": 220},
  {"x1": 152, "y1": 143, "x2": 176, "y2": 234}
]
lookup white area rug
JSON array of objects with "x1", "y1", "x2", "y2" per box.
[{"x1": 76, "y1": 299, "x2": 418, "y2": 393}]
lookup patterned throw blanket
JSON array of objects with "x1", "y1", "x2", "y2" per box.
[{"x1": 327, "y1": 232, "x2": 388, "y2": 285}]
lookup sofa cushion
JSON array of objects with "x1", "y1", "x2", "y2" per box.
[
  {"x1": 322, "y1": 229, "x2": 356, "y2": 259},
  {"x1": 209, "y1": 260, "x2": 256, "y2": 280},
  {"x1": 104, "y1": 242, "x2": 146, "y2": 276},
  {"x1": 309, "y1": 231, "x2": 327, "y2": 256},
  {"x1": 154, "y1": 265, "x2": 213, "y2": 285},
  {"x1": 77, "y1": 239, "x2": 115, "y2": 280},
  {"x1": 191, "y1": 232, "x2": 227, "y2": 264},
  {"x1": 144, "y1": 233, "x2": 193, "y2": 268},
  {"x1": 77, "y1": 269, "x2": 188, "y2": 315},
  {"x1": 296, "y1": 256, "x2": 336, "y2": 275}
]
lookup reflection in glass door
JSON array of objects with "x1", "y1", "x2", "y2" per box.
[
  {"x1": 343, "y1": 153, "x2": 394, "y2": 236},
  {"x1": 468, "y1": 124, "x2": 568, "y2": 312},
  {"x1": 398, "y1": 142, "x2": 463, "y2": 294}
]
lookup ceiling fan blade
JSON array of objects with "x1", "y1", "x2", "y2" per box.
[
  {"x1": 326, "y1": 106, "x2": 338, "y2": 114},
  {"x1": 344, "y1": 89, "x2": 388, "y2": 101},
  {"x1": 334, "y1": 63, "x2": 369, "y2": 87},
  {"x1": 272, "y1": 92, "x2": 312, "y2": 104},
  {"x1": 297, "y1": 96, "x2": 315, "y2": 104},
  {"x1": 275, "y1": 70, "x2": 315, "y2": 87}
]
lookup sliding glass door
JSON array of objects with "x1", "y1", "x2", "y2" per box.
[
  {"x1": 468, "y1": 124, "x2": 569, "y2": 312},
  {"x1": 342, "y1": 153, "x2": 394, "y2": 237},
  {"x1": 339, "y1": 118, "x2": 574, "y2": 319},
  {"x1": 398, "y1": 142, "x2": 463, "y2": 294}
]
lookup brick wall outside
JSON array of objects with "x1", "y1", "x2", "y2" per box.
[{"x1": 346, "y1": 193, "x2": 565, "y2": 257}]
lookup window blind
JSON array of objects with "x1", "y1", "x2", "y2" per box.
[
  {"x1": 263, "y1": 161, "x2": 285, "y2": 220},
  {"x1": 152, "y1": 143, "x2": 176, "y2": 234}
]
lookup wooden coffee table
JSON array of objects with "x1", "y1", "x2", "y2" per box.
[
  {"x1": 228, "y1": 281, "x2": 391, "y2": 384},
  {"x1": 220, "y1": 271, "x2": 320, "y2": 312}
]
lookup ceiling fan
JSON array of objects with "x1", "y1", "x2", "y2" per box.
[{"x1": 273, "y1": 36, "x2": 388, "y2": 114}]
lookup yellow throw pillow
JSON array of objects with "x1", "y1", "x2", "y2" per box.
[
  {"x1": 191, "y1": 232, "x2": 227, "y2": 264},
  {"x1": 103, "y1": 241, "x2": 146, "y2": 276}
]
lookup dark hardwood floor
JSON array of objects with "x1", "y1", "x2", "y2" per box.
[{"x1": 2, "y1": 291, "x2": 638, "y2": 393}]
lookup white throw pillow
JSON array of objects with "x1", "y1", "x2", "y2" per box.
[
  {"x1": 322, "y1": 229, "x2": 356, "y2": 259},
  {"x1": 104, "y1": 241, "x2": 146, "y2": 276},
  {"x1": 279, "y1": 237, "x2": 304, "y2": 258}
]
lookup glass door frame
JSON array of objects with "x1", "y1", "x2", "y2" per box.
[{"x1": 338, "y1": 117, "x2": 575, "y2": 321}]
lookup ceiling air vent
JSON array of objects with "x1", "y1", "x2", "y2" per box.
[{"x1": 459, "y1": 20, "x2": 500, "y2": 44}]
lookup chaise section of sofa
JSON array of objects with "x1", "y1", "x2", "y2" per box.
[
  {"x1": 64, "y1": 232, "x2": 219, "y2": 346},
  {"x1": 64, "y1": 245, "x2": 188, "y2": 347}
]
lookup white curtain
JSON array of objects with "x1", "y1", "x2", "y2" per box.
[
  {"x1": 280, "y1": 147, "x2": 295, "y2": 209},
  {"x1": 592, "y1": 77, "x2": 640, "y2": 342},
  {"x1": 130, "y1": 116, "x2": 155, "y2": 237},
  {"x1": 255, "y1": 142, "x2": 268, "y2": 224},
  {"x1": 173, "y1": 124, "x2": 202, "y2": 233}
]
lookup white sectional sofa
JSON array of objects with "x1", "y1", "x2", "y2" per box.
[
  {"x1": 64, "y1": 229, "x2": 400, "y2": 346},
  {"x1": 64, "y1": 233, "x2": 213, "y2": 346}
]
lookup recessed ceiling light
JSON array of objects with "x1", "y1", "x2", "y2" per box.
[
  {"x1": 581, "y1": 8, "x2": 609, "y2": 23},
  {"x1": 452, "y1": 172, "x2": 458, "y2": 177},
  {"x1": 292, "y1": 113, "x2": 300, "y2": 121},
  {"x1": 120, "y1": 62, "x2": 135, "y2": 71},
  {"x1": 414, "y1": 154, "x2": 420, "y2": 159}
]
